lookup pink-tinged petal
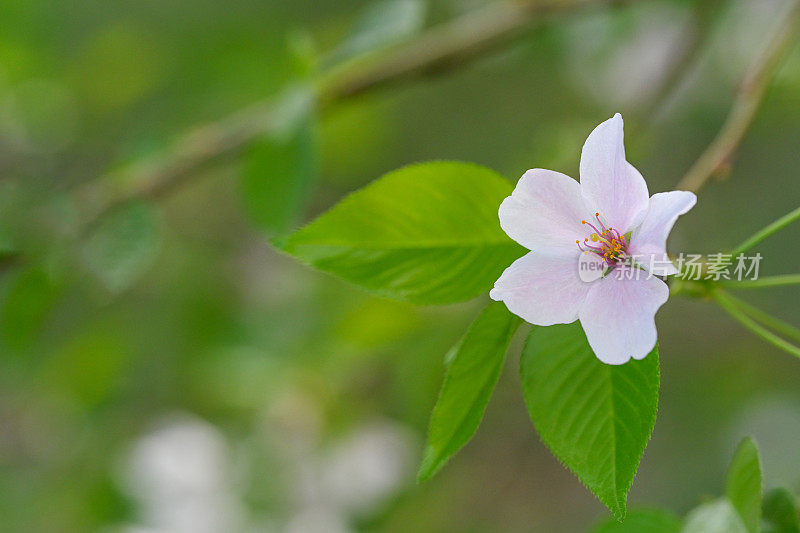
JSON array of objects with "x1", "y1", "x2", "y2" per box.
[
  {"x1": 579, "y1": 113, "x2": 649, "y2": 232},
  {"x1": 490, "y1": 250, "x2": 594, "y2": 326},
  {"x1": 498, "y1": 169, "x2": 591, "y2": 253},
  {"x1": 629, "y1": 191, "x2": 697, "y2": 276},
  {"x1": 578, "y1": 270, "x2": 668, "y2": 365}
]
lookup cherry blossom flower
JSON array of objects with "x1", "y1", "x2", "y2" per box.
[{"x1": 490, "y1": 114, "x2": 696, "y2": 364}]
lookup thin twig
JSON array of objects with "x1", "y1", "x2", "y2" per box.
[
  {"x1": 676, "y1": 0, "x2": 800, "y2": 193},
  {"x1": 718, "y1": 290, "x2": 800, "y2": 344},
  {"x1": 730, "y1": 205, "x2": 800, "y2": 256},
  {"x1": 72, "y1": 0, "x2": 622, "y2": 226},
  {"x1": 713, "y1": 289, "x2": 800, "y2": 359},
  {"x1": 722, "y1": 273, "x2": 800, "y2": 290}
]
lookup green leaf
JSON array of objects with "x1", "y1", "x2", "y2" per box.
[
  {"x1": 42, "y1": 328, "x2": 131, "y2": 407},
  {"x1": 242, "y1": 113, "x2": 318, "y2": 234},
  {"x1": 589, "y1": 508, "x2": 682, "y2": 533},
  {"x1": 762, "y1": 488, "x2": 799, "y2": 533},
  {"x1": 519, "y1": 322, "x2": 659, "y2": 519},
  {"x1": 726, "y1": 437, "x2": 763, "y2": 533},
  {"x1": 682, "y1": 499, "x2": 749, "y2": 533},
  {"x1": 1, "y1": 266, "x2": 62, "y2": 349},
  {"x1": 83, "y1": 201, "x2": 161, "y2": 293},
  {"x1": 418, "y1": 302, "x2": 521, "y2": 482},
  {"x1": 329, "y1": 0, "x2": 426, "y2": 63},
  {"x1": 277, "y1": 161, "x2": 524, "y2": 304}
]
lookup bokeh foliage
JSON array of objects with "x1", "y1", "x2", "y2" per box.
[{"x1": 1, "y1": 0, "x2": 800, "y2": 531}]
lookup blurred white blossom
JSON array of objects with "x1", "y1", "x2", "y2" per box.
[
  {"x1": 301, "y1": 421, "x2": 416, "y2": 516},
  {"x1": 117, "y1": 411, "x2": 416, "y2": 533},
  {"x1": 119, "y1": 415, "x2": 245, "y2": 533}
]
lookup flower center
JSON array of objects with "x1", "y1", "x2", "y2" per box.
[{"x1": 575, "y1": 212, "x2": 628, "y2": 266}]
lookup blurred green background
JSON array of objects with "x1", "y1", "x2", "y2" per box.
[{"x1": 1, "y1": 0, "x2": 800, "y2": 531}]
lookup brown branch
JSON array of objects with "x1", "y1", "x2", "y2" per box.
[
  {"x1": 317, "y1": 0, "x2": 614, "y2": 103},
  {"x1": 72, "y1": 0, "x2": 626, "y2": 225},
  {"x1": 676, "y1": 0, "x2": 800, "y2": 193}
]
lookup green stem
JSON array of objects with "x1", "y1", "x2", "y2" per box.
[
  {"x1": 716, "y1": 291, "x2": 800, "y2": 345},
  {"x1": 731, "y1": 205, "x2": 800, "y2": 256},
  {"x1": 721, "y1": 273, "x2": 800, "y2": 290},
  {"x1": 713, "y1": 290, "x2": 800, "y2": 359}
]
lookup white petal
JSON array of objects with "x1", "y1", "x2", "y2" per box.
[
  {"x1": 578, "y1": 269, "x2": 669, "y2": 365},
  {"x1": 490, "y1": 250, "x2": 594, "y2": 326},
  {"x1": 499, "y1": 169, "x2": 591, "y2": 253},
  {"x1": 579, "y1": 113, "x2": 649, "y2": 232},
  {"x1": 629, "y1": 191, "x2": 697, "y2": 276}
]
